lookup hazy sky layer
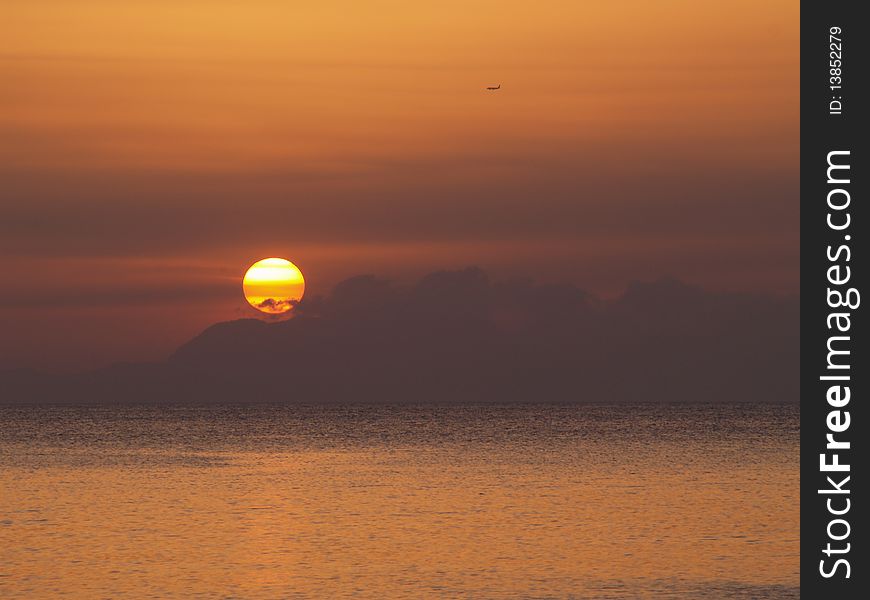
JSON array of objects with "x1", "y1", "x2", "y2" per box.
[{"x1": 0, "y1": 1, "x2": 798, "y2": 370}]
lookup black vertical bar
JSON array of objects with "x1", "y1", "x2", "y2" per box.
[{"x1": 801, "y1": 0, "x2": 865, "y2": 596}]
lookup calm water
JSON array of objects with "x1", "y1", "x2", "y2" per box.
[{"x1": 0, "y1": 403, "x2": 799, "y2": 599}]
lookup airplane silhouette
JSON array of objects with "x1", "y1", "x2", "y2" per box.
[{"x1": 486, "y1": 84, "x2": 501, "y2": 90}]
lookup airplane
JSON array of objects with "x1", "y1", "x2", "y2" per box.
[{"x1": 486, "y1": 84, "x2": 501, "y2": 90}]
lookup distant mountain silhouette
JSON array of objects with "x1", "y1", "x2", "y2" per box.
[{"x1": 1, "y1": 268, "x2": 799, "y2": 404}]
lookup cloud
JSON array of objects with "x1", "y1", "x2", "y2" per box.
[
  {"x1": 254, "y1": 298, "x2": 299, "y2": 312},
  {"x1": 2, "y1": 267, "x2": 797, "y2": 405},
  {"x1": 188, "y1": 267, "x2": 797, "y2": 403}
]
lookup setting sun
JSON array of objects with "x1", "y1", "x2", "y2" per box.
[{"x1": 243, "y1": 258, "x2": 305, "y2": 314}]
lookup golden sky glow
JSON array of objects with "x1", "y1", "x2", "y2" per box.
[
  {"x1": 243, "y1": 258, "x2": 305, "y2": 314},
  {"x1": 1, "y1": 0, "x2": 798, "y2": 172},
  {"x1": 0, "y1": 0, "x2": 798, "y2": 369}
]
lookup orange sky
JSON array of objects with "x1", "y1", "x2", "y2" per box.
[{"x1": 0, "y1": 0, "x2": 799, "y2": 370}]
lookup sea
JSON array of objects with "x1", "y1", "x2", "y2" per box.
[{"x1": 0, "y1": 403, "x2": 799, "y2": 599}]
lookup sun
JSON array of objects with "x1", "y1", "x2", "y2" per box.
[{"x1": 243, "y1": 258, "x2": 305, "y2": 314}]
